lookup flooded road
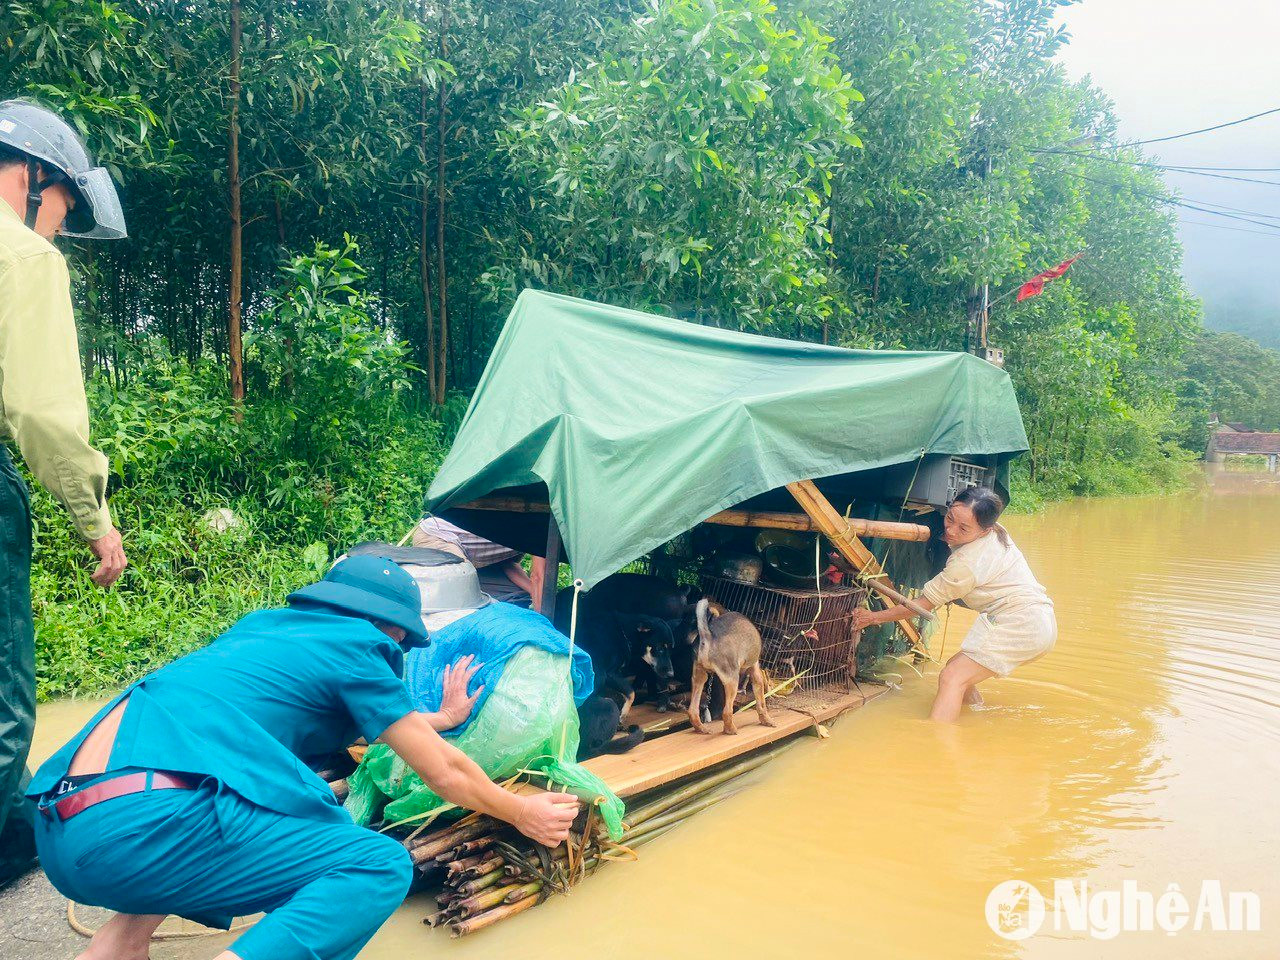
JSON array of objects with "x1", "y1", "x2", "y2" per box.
[{"x1": 25, "y1": 469, "x2": 1280, "y2": 958}]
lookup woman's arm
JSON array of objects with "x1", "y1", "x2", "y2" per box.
[
  {"x1": 501, "y1": 558, "x2": 535, "y2": 595},
  {"x1": 851, "y1": 596, "x2": 936, "y2": 630},
  {"x1": 381, "y1": 711, "x2": 579, "y2": 846}
]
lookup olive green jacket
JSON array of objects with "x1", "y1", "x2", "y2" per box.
[{"x1": 0, "y1": 200, "x2": 111, "y2": 541}]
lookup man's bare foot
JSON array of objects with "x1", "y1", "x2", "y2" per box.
[{"x1": 964, "y1": 686, "x2": 984, "y2": 707}]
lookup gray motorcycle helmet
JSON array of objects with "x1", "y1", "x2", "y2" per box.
[{"x1": 0, "y1": 99, "x2": 126, "y2": 240}]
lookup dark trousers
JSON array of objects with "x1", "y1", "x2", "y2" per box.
[{"x1": 0, "y1": 445, "x2": 36, "y2": 883}]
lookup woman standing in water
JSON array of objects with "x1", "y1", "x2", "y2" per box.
[{"x1": 851, "y1": 486, "x2": 1056, "y2": 721}]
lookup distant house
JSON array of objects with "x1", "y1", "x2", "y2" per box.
[{"x1": 1206, "y1": 422, "x2": 1280, "y2": 471}]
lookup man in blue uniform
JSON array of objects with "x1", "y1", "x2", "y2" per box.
[{"x1": 27, "y1": 555, "x2": 579, "y2": 960}]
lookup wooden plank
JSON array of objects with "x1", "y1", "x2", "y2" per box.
[
  {"x1": 538, "y1": 515, "x2": 562, "y2": 621},
  {"x1": 583, "y1": 684, "x2": 888, "y2": 798},
  {"x1": 625, "y1": 702, "x2": 689, "y2": 735},
  {"x1": 786, "y1": 480, "x2": 929, "y2": 652},
  {"x1": 528, "y1": 557, "x2": 549, "y2": 615},
  {"x1": 458, "y1": 495, "x2": 551, "y2": 513},
  {"x1": 458, "y1": 495, "x2": 931, "y2": 543}
]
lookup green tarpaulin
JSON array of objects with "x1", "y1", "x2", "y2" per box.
[{"x1": 427, "y1": 290, "x2": 1028, "y2": 589}]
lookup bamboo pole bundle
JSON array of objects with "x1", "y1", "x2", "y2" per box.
[
  {"x1": 406, "y1": 819, "x2": 492, "y2": 865},
  {"x1": 503, "y1": 881, "x2": 544, "y2": 904},
  {"x1": 456, "y1": 867, "x2": 506, "y2": 896},
  {"x1": 456, "y1": 854, "x2": 505, "y2": 881},
  {"x1": 454, "y1": 881, "x2": 534, "y2": 918},
  {"x1": 448, "y1": 893, "x2": 541, "y2": 937},
  {"x1": 428, "y1": 742, "x2": 796, "y2": 937}
]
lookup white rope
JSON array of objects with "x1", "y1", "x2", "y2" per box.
[
  {"x1": 558, "y1": 578, "x2": 585, "y2": 761},
  {"x1": 782, "y1": 533, "x2": 824, "y2": 642}
]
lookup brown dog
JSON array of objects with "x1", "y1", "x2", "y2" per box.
[{"x1": 689, "y1": 599, "x2": 776, "y2": 735}]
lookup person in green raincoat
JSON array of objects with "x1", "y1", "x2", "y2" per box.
[{"x1": 0, "y1": 99, "x2": 131, "y2": 885}]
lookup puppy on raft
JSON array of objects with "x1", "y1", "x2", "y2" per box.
[{"x1": 688, "y1": 598, "x2": 776, "y2": 735}]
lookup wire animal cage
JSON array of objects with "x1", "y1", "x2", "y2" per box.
[{"x1": 697, "y1": 575, "x2": 868, "y2": 712}]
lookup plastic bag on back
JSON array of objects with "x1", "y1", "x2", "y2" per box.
[{"x1": 345, "y1": 645, "x2": 624, "y2": 838}]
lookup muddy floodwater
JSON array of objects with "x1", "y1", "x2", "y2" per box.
[{"x1": 26, "y1": 468, "x2": 1280, "y2": 959}]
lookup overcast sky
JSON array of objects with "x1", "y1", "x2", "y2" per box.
[{"x1": 1055, "y1": 0, "x2": 1280, "y2": 342}]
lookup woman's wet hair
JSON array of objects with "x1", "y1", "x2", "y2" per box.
[{"x1": 951, "y1": 486, "x2": 1009, "y2": 545}]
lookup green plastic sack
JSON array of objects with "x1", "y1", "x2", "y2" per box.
[{"x1": 346, "y1": 646, "x2": 625, "y2": 838}]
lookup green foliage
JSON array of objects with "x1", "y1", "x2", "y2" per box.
[
  {"x1": 245, "y1": 238, "x2": 415, "y2": 467},
  {"x1": 1177, "y1": 330, "x2": 1280, "y2": 447},
  {"x1": 30, "y1": 247, "x2": 446, "y2": 698},
  {"x1": 6, "y1": 0, "x2": 1269, "y2": 697},
  {"x1": 2, "y1": 0, "x2": 172, "y2": 177},
  {"x1": 494, "y1": 0, "x2": 859, "y2": 330}
]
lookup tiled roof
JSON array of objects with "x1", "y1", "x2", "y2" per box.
[{"x1": 1213, "y1": 432, "x2": 1280, "y2": 454}]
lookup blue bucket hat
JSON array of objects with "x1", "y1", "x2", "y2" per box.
[{"x1": 287, "y1": 555, "x2": 428, "y2": 646}]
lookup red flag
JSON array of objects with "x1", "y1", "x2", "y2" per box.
[{"x1": 1016, "y1": 254, "x2": 1081, "y2": 302}]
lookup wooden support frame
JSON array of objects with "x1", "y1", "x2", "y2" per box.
[
  {"x1": 457, "y1": 496, "x2": 931, "y2": 543},
  {"x1": 461, "y1": 483, "x2": 934, "y2": 649},
  {"x1": 530, "y1": 514, "x2": 562, "y2": 620},
  {"x1": 786, "y1": 480, "x2": 929, "y2": 652}
]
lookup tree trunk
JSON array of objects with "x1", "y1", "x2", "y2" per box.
[
  {"x1": 228, "y1": 0, "x2": 245, "y2": 415},
  {"x1": 433, "y1": 0, "x2": 450, "y2": 406},
  {"x1": 418, "y1": 0, "x2": 438, "y2": 401}
]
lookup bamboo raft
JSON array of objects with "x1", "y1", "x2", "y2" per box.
[
  {"x1": 334, "y1": 680, "x2": 888, "y2": 937},
  {"x1": 328, "y1": 475, "x2": 920, "y2": 935}
]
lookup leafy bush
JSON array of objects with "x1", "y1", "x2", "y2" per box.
[{"x1": 32, "y1": 244, "x2": 446, "y2": 699}]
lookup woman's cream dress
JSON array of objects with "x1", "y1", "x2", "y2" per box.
[{"x1": 920, "y1": 526, "x2": 1057, "y2": 676}]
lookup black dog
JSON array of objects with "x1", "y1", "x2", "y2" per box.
[
  {"x1": 622, "y1": 614, "x2": 679, "y2": 710},
  {"x1": 555, "y1": 573, "x2": 699, "y2": 713},
  {"x1": 576, "y1": 693, "x2": 644, "y2": 761},
  {"x1": 561, "y1": 573, "x2": 700, "y2": 712}
]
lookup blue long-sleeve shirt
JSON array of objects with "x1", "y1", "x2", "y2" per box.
[{"x1": 30, "y1": 607, "x2": 414, "y2": 824}]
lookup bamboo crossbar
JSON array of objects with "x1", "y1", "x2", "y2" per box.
[
  {"x1": 785, "y1": 480, "x2": 930, "y2": 649},
  {"x1": 454, "y1": 496, "x2": 931, "y2": 542}
]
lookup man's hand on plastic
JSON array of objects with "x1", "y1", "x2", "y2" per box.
[
  {"x1": 514, "y1": 792, "x2": 580, "y2": 847},
  {"x1": 436, "y1": 655, "x2": 484, "y2": 730},
  {"x1": 88, "y1": 526, "x2": 128, "y2": 588}
]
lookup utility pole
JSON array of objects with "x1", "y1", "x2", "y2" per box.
[{"x1": 965, "y1": 152, "x2": 994, "y2": 360}]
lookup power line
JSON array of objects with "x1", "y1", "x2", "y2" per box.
[
  {"x1": 1035, "y1": 148, "x2": 1280, "y2": 187},
  {"x1": 1069, "y1": 170, "x2": 1280, "y2": 222},
  {"x1": 1175, "y1": 199, "x2": 1280, "y2": 231},
  {"x1": 1178, "y1": 218, "x2": 1280, "y2": 240},
  {"x1": 1072, "y1": 171, "x2": 1280, "y2": 233},
  {"x1": 1125, "y1": 106, "x2": 1280, "y2": 147},
  {"x1": 1149, "y1": 168, "x2": 1280, "y2": 187},
  {"x1": 1037, "y1": 148, "x2": 1280, "y2": 173},
  {"x1": 1160, "y1": 164, "x2": 1280, "y2": 172},
  {"x1": 1160, "y1": 194, "x2": 1280, "y2": 222}
]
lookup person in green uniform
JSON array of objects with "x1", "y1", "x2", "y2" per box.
[{"x1": 0, "y1": 99, "x2": 130, "y2": 885}]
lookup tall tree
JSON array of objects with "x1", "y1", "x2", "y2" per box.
[
  {"x1": 434, "y1": 0, "x2": 451, "y2": 404},
  {"x1": 228, "y1": 0, "x2": 245, "y2": 408}
]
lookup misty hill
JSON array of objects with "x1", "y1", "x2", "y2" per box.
[{"x1": 1201, "y1": 290, "x2": 1280, "y2": 350}]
